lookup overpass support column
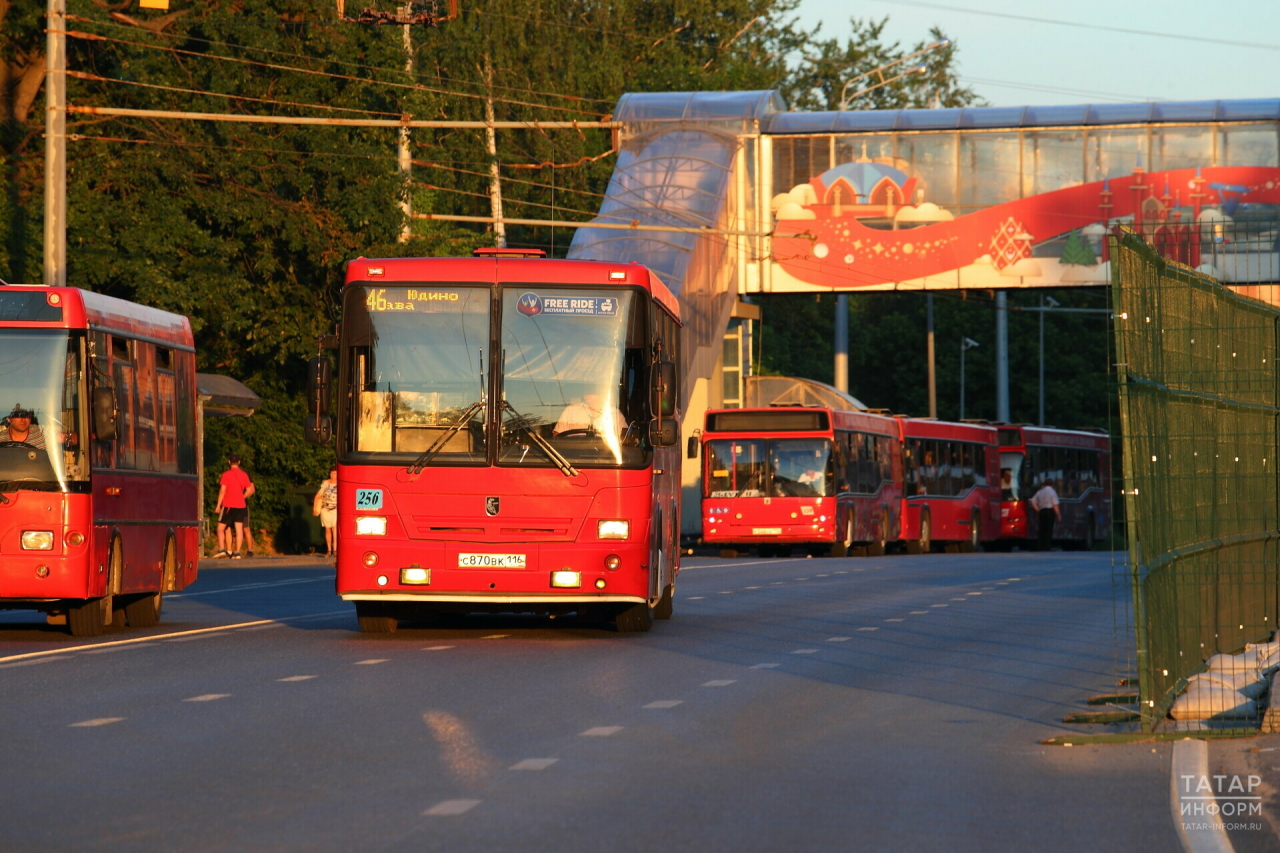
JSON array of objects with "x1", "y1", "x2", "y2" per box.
[
  {"x1": 996, "y1": 290, "x2": 1009, "y2": 422},
  {"x1": 834, "y1": 293, "x2": 848, "y2": 392}
]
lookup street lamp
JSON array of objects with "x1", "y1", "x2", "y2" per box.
[
  {"x1": 960, "y1": 337, "x2": 979, "y2": 420},
  {"x1": 838, "y1": 39, "x2": 951, "y2": 111},
  {"x1": 1039, "y1": 295, "x2": 1060, "y2": 425}
]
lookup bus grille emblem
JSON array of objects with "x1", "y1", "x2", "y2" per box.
[{"x1": 485, "y1": 497, "x2": 500, "y2": 516}]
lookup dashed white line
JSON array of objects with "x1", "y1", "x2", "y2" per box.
[
  {"x1": 815, "y1": 574, "x2": 829, "y2": 578},
  {"x1": 424, "y1": 800, "x2": 481, "y2": 816},
  {"x1": 687, "y1": 596, "x2": 705, "y2": 600},
  {"x1": 827, "y1": 636, "x2": 851, "y2": 642},
  {"x1": 183, "y1": 694, "x2": 231, "y2": 702},
  {"x1": 770, "y1": 582, "x2": 785, "y2": 585},
  {"x1": 931, "y1": 604, "x2": 949, "y2": 608},
  {"x1": 581, "y1": 726, "x2": 624, "y2": 736},
  {"x1": 750, "y1": 663, "x2": 780, "y2": 669},
  {"x1": 744, "y1": 586, "x2": 762, "y2": 589},
  {"x1": 950, "y1": 598, "x2": 968, "y2": 602},
  {"x1": 278, "y1": 675, "x2": 317, "y2": 682},
  {"x1": 792, "y1": 649, "x2": 818, "y2": 655},
  {"x1": 718, "y1": 590, "x2": 734, "y2": 594},
  {"x1": 355, "y1": 659, "x2": 389, "y2": 665},
  {"x1": 833, "y1": 571, "x2": 849, "y2": 574},
  {"x1": 643, "y1": 700, "x2": 683, "y2": 709},
  {"x1": 69, "y1": 717, "x2": 124, "y2": 727},
  {"x1": 510, "y1": 758, "x2": 558, "y2": 770},
  {"x1": 885, "y1": 618, "x2": 904, "y2": 622},
  {"x1": 857, "y1": 626, "x2": 879, "y2": 632},
  {"x1": 702, "y1": 679, "x2": 737, "y2": 687},
  {"x1": 909, "y1": 611, "x2": 929, "y2": 615},
  {"x1": 422, "y1": 645, "x2": 455, "y2": 651}
]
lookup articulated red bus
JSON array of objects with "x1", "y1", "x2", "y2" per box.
[
  {"x1": 308, "y1": 250, "x2": 682, "y2": 633},
  {"x1": 899, "y1": 418, "x2": 1001, "y2": 553},
  {"x1": 996, "y1": 425, "x2": 1111, "y2": 549},
  {"x1": 698, "y1": 408, "x2": 999, "y2": 556},
  {"x1": 0, "y1": 287, "x2": 199, "y2": 636},
  {"x1": 699, "y1": 407, "x2": 902, "y2": 556}
]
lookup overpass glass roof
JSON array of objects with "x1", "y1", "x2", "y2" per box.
[{"x1": 764, "y1": 99, "x2": 1280, "y2": 134}]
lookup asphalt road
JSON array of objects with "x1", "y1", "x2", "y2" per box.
[{"x1": 2, "y1": 551, "x2": 1277, "y2": 852}]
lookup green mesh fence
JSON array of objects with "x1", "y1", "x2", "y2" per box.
[{"x1": 1111, "y1": 228, "x2": 1280, "y2": 731}]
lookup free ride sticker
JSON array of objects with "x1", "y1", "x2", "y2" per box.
[
  {"x1": 355, "y1": 489, "x2": 383, "y2": 510},
  {"x1": 458, "y1": 553, "x2": 527, "y2": 569},
  {"x1": 516, "y1": 292, "x2": 618, "y2": 317}
]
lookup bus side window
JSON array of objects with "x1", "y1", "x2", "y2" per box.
[{"x1": 112, "y1": 336, "x2": 137, "y2": 470}]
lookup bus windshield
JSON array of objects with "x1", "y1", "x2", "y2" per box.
[
  {"x1": 0, "y1": 330, "x2": 87, "y2": 492},
  {"x1": 705, "y1": 438, "x2": 833, "y2": 497},
  {"x1": 343, "y1": 285, "x2": 651, "y2": 468}
]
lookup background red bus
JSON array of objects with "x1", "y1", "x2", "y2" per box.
[
  {"x1": 898, "y1": 418, "x2": 1001, "y2": 553},
  {"x1": 0, "y1": 287, "x2": 199, "y2": 636},
  {"x1": 699, "y1": 407, "x2": 902, "y2": 557},
  {"x1": 996, "y1": 425, "x2": 1111, "y2": 549},
  {"x1": 308, "y1": 252, "x2": 682, "y2": 633}
]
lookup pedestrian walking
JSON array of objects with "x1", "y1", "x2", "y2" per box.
[
  {"x1": 1030, "y1": 479, "x2": 1061, "y2": 551},
  {"x1": 313, "y1": 466, "x2": 338, "y2": 557},
  {"x1": 214, "y1": 453, "x2": 256, "y2": 558}
]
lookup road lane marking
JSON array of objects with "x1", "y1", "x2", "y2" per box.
[
  {"x1": 165, "y1": 634, "x2": 228, "y2": 643},
  {"x1": 183, "y1": 694, "x2": 231, "y2": 702},
  {"x1": 79, "y1": 644, "x2": 156, "y2": 654},
  {"x1": 833, "y1": 571, "x2": 848, "y2": 574},
  {"x1": 581, "y1": 726, "x2": 623, "y2": 736},
  {"x1": 0, "y1": 657, "x2": 68, "y2": 669},
  {"x1": 424, "y1": 800, "x2": 481, "y2": 816},
  {"x1": 279, "y1": 676, "x2": 317, "y2": 682},
  {"x1": 422, "y1": 646, "x2": 455, "y2": 651},
  {"x1": 885, "y1": 618, "x2": 904, "y2": 622},
  {"x1": 355, "y1": 659, "x2": 389, "y2": 665},
  {"x1": 931, "y1": 604, "x2": 948, "y2": 608},
  {"x1": 770, "y1": 582, "x2": 785, "y2": 585},
  {"x1": 910, "y1": 611, "x2": 929, "y2": 615},
  {"x1": 857, "y1": 627, "x2": 878, "y2": 632},
  {"x1": 237, "y1": 624, "x2": 285, "y2": 632},
  {"x1": 750, "y1": 663, "x2": 780, "y2": 669},
  {"x1": 1171, "y1": 738, "x2": 1236, "y2": 853},
  {"x1": 511, "y1": 758, "x2": 558, "y2": 770},
  {"x1": 702, "y1": 680, "x2": 736, "y2": 687},
  {"x1": 687, "y1": 596, "x2": 705, "y2": 600},
  {"x1": 643, "y1": 701, "x2": 683, "y2": 709},
  {"x1": 69, "y1": 717, "x2": 124, "y2": 727},
  {"x1": 0, "y1": 610, "x2": 353, "y2": 665},
  {"x1": 795, "y1": 577, "x2": 809, "y2": 581},
  {"x1": 967, "y1": 592, "x2": 983, "y2": 596},
  {"x1": 167, "y1": 576, "x2": 331, "y2": 599},
  {"x1": 718, "y1": 590, "x2": 734, "y2": 594},
  {"x1": 951, "y1": 598, "x2": 968, "y2": 601},
  {"x1": 827, "y1": 637, "x2": 851, "y2": 642},
  {"x1": 815, "y1": 574, "x2": 829, "y2": 577},
  {"x1": 791, "y1": 649, "x2": 818, "y2": 655},
  {"x1": 744, "y1": 586, "x2": 762, "y2": 589}
]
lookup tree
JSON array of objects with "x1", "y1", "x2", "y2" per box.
[{"x1": 1060, "y1": 230, "x2": 1098, "y2": 266}]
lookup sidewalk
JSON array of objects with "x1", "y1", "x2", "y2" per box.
[{"x1": 198, "y1": 553, "x2": 334, "y2": 570}]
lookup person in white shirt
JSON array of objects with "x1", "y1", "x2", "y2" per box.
[{"x1": 1030, "y1": 480, "x2": 1061, "y2": 551}]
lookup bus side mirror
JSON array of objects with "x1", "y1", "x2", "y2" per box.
[
  {"x1": 687, "y1": 436, "x2": 699, "y2": 459},
  {"x1": 652, "y1": 361, "x2": 676, "y2": 417},
  {"x1": 649, "y1": 419, "x2": 678, "y2": 447},
  {"x1": 305, "y1": 357, "x2": 333, "y2": 445},
  {"x1": 92, "y1": 387, "x2": 117, "y2": 441}
]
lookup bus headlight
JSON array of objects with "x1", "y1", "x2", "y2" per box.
[
  {"x1": 551, "y1": 571, "x2": 581, "y2": 588},
  {"x1": 21, "y1": 531, "x2": 54, "y2": 550},
  {"x1": 597, "y1": 520, "x2": 629, "y2": 539},
  {"x1": 400, "y1": 567, "x2": 430, "y2": 585},
  {"x1": 355, "y1": 516, "x2": 387, "y2": 536}
]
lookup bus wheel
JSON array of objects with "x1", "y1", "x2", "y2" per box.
[
  {"x1": 868, "y1": 510, "x2": 889, "y2": 556},
  {"x1": 655, "y1": 585, "x2": 674, "y2": 620},
  {"x1": 966, "y1": 509, "x2": 981, "y2": 552},
  {"x1": 126, "y1": 539, "x2": 173, "y2": 628},
  {"x1": 67, "y1": 596, "x2": 109, "y2": 637},
  {"x1": 833, "y1": 519, "x2": 853, "y2": 558},
  {"x1": 614, "y1": 601, "x2": 654, "y2": 633},
  {"x1": 907, "y1": 512, "x2": 932, "y2": 554},
  {"x1": 355, "y1": 602, "x2": 398, "y2": 634}
]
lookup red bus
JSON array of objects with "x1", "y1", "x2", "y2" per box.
[
  {"x1": 698, "y1": 407, "x2": 902, "y2": 557},
  {"x1": 899, "y1": 418, "x2": 1001, "y2": 553},
  {"x1": 0, "y1": 287, "x2": 200, "y2": 636},
  {"x1": 307, "y1": 250, "x2": 682, "y2": 633},
  {"x1": 996, "y1": 425, "x2": 1111, "y2": 549}
]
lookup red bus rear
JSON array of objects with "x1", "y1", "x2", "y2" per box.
[
  {"x1": 699, "y1": 407, "x2": 902, "y2": 556},
  {"x1": 308, "y1": 254, "x2": 682, "y2": 633},
  {"x1": 0, "y1": 287, "x2": 199, "y2": 635},
  {"x1": 898, "y1": 418, "x2": 1001, "y2": 553},
  {"x1": 996, "y1": 425, "x2": 1111, "y2": 549}
]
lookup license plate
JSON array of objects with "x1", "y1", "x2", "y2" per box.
[
  {"x1": 752, "y1": 527, "x2": 783, "y2": 535},
  {"x1": 458, "y1": 552, "x2": 527, "y2": 569}
]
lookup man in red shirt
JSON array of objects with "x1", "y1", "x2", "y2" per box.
[{"x1": 214, "y1": 453, "x2": 255, "y2": 558}]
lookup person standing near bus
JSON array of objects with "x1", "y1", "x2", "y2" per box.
[
  {"x1": 214, "y1": 453, "x2": 255, "y2": 559},
  {"x1": 1030, "y1": 479, "x2": 1061, "y2": 551},
  {"x1": 312, "y1": 466, "x2": 338, "y2": 558}
]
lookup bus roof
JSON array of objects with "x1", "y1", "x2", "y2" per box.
[
  {"x1": 345, "y1": 256, "x2": 680, "y2": 322},
  {"x1": 998, "y1": 424, "x2": 1110, "y2": 450},
  {"x1": 0, "y1": 287, "x2": 194, "y2": 351},
  {"x1": 898, "y1": 417, "x2": 998, "y2": 444}
]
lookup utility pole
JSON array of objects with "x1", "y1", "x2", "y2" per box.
[
  {"x1": 834, "y1": 293, "x2": 848, "y2": 392},
  {"x1": 44, "y1": 0, "x2": 67, "y2": 287},
  {"x1": 995, "y1": 290, "x2": 1009, "y2": 422},
  {"x1": 397, "y1": 5, "x2": 412, "y2": 242},
  {"x1": 483, "y1": 54, "x2": 506, "y2": 248},
  {"x1": 926, "y1": 295, "x2": 937, "y2": 418}
]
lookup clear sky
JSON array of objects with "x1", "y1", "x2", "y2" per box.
[{"x1": 794, "y1": 0, "x2": 1280, "y2": 108}]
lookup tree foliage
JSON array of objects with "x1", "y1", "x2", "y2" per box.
[{"x1": 2, "y1": 0, "x2": 978, "y2": 547}]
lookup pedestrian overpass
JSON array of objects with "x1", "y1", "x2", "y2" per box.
[{"x1": 564, "y1": 92, "x2": 1280, "y2": 532}]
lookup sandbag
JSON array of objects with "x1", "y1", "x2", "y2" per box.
[{"x1": 1170, "y1": 685, "x2": 1259, "y2": 720}]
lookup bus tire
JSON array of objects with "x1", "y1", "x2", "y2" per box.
[
  {"x1": 907, "y1": 511, "x2": 932, "y2": 554},
  {"x1": 126, "y1": 539, "x2": 173, "y2": 628},
  {"x1": 614, "y1": 601, "x2": 654, "y2": 633},
  {"x1": 868, "y1": 509, "x2": 890, "y2": 556},
  {"x1": 757, "y1": 545, "x2": 774, "y2": 558},
  {"x1": 833, "y1": 518, "x2": 854, "y2": 558},
  {"x1": 355, "y1": 602, "x2": 398, "y2": 634},
  {"x1": 655, "y1": 585, "x2": 674, "y2": 620},
  {"x1": 68, "y1": 536, "x2": 121, "y2": 637}
]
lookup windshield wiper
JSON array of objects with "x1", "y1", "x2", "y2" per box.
[
  {"x1": 407, "y1": 401, "x2": 484, "y2": 474},
  {"x1": 501, "y1": 402, "x2": 578, "y2": 478}
]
